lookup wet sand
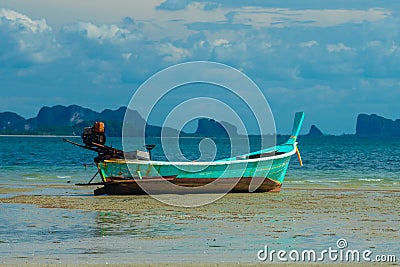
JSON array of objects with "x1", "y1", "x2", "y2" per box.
[
  {"x1": 0, "y1": 184, "x2": 399, "y2": 265},
  {"x1": 0, "y1": 187, "x2": 35, "y2": 194}
]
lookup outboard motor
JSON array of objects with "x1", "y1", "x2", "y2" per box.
[{"x1": 81, "y1": 122, "x2": 106, "y2": 146}]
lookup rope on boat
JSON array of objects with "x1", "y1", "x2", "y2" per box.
[{"x1": 296, "y1": 146, "x2": 303, "y2": 166}]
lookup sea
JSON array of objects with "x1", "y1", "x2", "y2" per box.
[
  {"x1": 0, "y1": 135, "x2": 398, "y2": 189},
  {"x1": 0, "y1": 135, "x2": 399, "y2": 264}
]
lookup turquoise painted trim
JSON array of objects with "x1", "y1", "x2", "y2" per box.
[{"x1": 287, "y1": 111, "x2": 305, "y2": 144}]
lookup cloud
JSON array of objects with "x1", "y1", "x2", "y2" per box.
[
  {"x1": 326, "y1": 43, "x2": 353, "y2": 52},
  {"x1": 0, "y1": 8, "x2": 50, "y2": 33},
  {"x1": 157, "y1": 0, "x2": 190, "y2": 11},
  {"x1": 157, "y1": 1, "x2": 390, "y2": 29},
  {"x1": 158, "y1": 43, "x2": 191, "y2": 62},
  {"x1": 158, "y1": 0, "x2": 400, "y2": 11},
  {"x1": 212, "y1": 39, "x2": 230, "y2": 47},
  {"x1": 226, "y1": 8, "x2": 390, "y2": 29},
  {"x1": 157, "y1": 0, "x2": 220, "y2": 11},
  {"x1": 0, "y1": 8, "x2": 60, "y2": 65},
  {"x1": 61, "y1": 22, "x2": 133, "y2": 43},
  {"x1": 299, "y1": 40, "x2": 319, "y2": 48}
]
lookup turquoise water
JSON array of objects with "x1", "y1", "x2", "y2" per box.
[
  {"x1": 0, "y1": 135, "x2": 399, "y2": 189},
  {"x1": 287, "y1": 136, "x2": 400, "y2": 189}
]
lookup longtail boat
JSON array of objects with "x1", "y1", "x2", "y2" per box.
[{"x1": 65, "y1": 112, "x2": 304, "y2": 195}]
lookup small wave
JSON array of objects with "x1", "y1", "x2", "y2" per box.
[
  {"x1": 358, "y1": 178, "x2": 382, "y2": 182},
  {"x1": 57, "y1": 175, "x2": 71, "y2": 179},
  {"x1": 305, "y1": 179, "x2": 349, "y2": 183}
]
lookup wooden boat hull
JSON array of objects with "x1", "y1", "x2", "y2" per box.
[{"x1": 95, "y1": 177, "x2": 282, "y2": 195}]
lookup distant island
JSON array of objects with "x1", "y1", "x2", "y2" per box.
[
  {"x1": 306, "y1": 114, "x2": 400, "y2": 138},
  {"x1": 0, "y1": 105, "x2": 235, "y2": 137},
  {"x1": 1, "y1": 105, "x2": 399, "y2": 138},
  {"x1": 306, "y1": 125, "x2": 324, "y2": 137},
  {"x1": 356, "y1": 113, "x2": 400, "y2": 138}
]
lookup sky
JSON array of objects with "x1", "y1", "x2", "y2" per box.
[{"x1": 0, "y1": 0, "x2": 399, "y2": 134}]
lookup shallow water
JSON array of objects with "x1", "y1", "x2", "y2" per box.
[
  {"x1": 0, "y1": 188, "x2": 399, "y2": 264},
  {"x1": 0, "y1": 135, "x2": 399, "y2": 264}
]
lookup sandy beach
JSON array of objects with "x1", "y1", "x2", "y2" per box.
[{"x1": 0, "y1": 184, "x2": 398, "y2": 265}]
